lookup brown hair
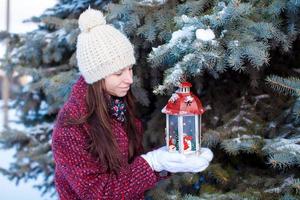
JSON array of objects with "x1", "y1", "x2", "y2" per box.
[{"x1": 68, "y1": 80, "x2": 142, "y2": 174}]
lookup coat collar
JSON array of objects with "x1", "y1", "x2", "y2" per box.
[{"x1": 67, "y1": 76, "x2": 126, "y2": 122}]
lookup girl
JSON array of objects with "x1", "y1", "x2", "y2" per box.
[{"x1": 52, "y1": 8, "x2": 213, "y2": 200}]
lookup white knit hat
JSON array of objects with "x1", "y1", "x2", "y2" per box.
[{"x1": 76, "y1": 8, "x2": 136, "y2": 84}]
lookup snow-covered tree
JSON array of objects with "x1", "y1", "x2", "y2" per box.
[{"x1": 1, "y1": 0, "x2": 300, "y2": 199}]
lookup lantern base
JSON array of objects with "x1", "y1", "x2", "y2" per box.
[
  {"x1": 177, "y1": 150, "x2": 206, "y2": 156},
  {"x1": 184, "y1": 150, "x2": 203, "y2": 157},
  {"x1": 168, "y1": 149, "x2": 202, "y2": 155}
]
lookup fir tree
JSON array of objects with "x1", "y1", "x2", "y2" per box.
[{"x1": 0, "y1": 0, "x2": 300, "y2": 199}]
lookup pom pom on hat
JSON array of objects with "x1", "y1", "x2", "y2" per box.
[
  {"x1": 76, "y1": 8, "x2": 136, "y2": 84},
  {"x1": 78, "y1": 8, "x2": 106, "y2": 32}
]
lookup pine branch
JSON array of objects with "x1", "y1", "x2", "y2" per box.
[
  {"x1": 221, "y1": 134, "x2": 264, "y2": 155},
  {"x1": 263, "y1": 137, "x2": 300, "y2": 169},
  {"x1": 266, "y1": 75, "x2": 300, "y2": 97}
]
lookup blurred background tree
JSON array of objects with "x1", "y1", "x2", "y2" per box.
[{"x1": 0, "y1": 0, "x2": 300, "y2": 199}]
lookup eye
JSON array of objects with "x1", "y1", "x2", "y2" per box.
[{"x1": 114, "y1": 70, "x2": 123, "y2": 76}]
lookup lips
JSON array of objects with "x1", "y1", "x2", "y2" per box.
[
  {"x1": 120, "y1": 87, "x2": 130, "y2": 90},
  {"x1": 121, "y1": 87, "x2": 130, "y2": 90}
]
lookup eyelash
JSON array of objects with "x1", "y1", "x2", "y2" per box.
[{"x1": 114, "y1": 67, "x2": 133, "y2": 75}]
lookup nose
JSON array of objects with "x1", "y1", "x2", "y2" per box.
[{"x1": 123, "y1": 68, "x2": 133, "y2": 85}]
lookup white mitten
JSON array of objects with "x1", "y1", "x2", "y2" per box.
[
  {"x1": 141, "y1": 146, "x2": 211, "y2": 173},
  {"x1": 199, "y1": 147, "x2": 214, "y2": 162}
]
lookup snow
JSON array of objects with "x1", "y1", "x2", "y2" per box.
[
  {"x1": 242, "y1": 116, "x2": 253, "y2": 124},
  {"x1": 180, "y1": 14, "x2": 198, "y2": 24},
  {"x1": 218, "y1": 9, "x2": 226, "y2": 17},
  {"x1": 217, "y1": 7, "x2": 227, "y2": 18},
  {"x1": 265, "y1": 137, "x2": 300, "y2": 155},
  {"x1": 218, "y1": 1, "x2": 226, "y2": 8},
  {"x1": 232, "y1": 134, "x2": 262, "y2": 143},
  {"x1": 138, "y1": 0, "x2": 167, "y2": 6},
  {"x1": 182, "y1": 53, "x2": 194, "y2": 62},
  {"x1": 0, "y1": 0, "x2": 56, "y2": 199},
  {"x1": 264, "y1": 176, "x2": 295, "y2": 194},
  {"x1": 184, "y1": 95, "x2": 194, "y2": 103},
  {"x1": 217, "y1": 2, "x2": 227, "y2": 20},
  {"x1": 0, "y1": 101, "x2": 55, "y2": 200},
  {"x1": 0, "y1": 100, "x2": 26, "y2": 131},
  {"x1": 233, "y1": 40, "x2": 239, "y2": 47},
  {"x1": 220, "y1": 29, "x2": 227, "y2": 38},
  {"x1": 0, "y1": 0, "x2": 56, "y2": 33},
  {"x1": 181, "y1": 15, "x2": 189, "y2": 22},
  {"x1": 195, "y1": 28, "x2": 215, "y2": 41},
  {"x1": 169, "y1": 93, "x2": 179, "y2": 103},
  {"x1": 169, "y1": 26, "x2": 195, "y2": 47},
  {"x1": 166, "y1": 64, "x2": 184, "y2": 86},
  {"x1": 231, "y1": 126, "x2": 247, "y2": 132}
]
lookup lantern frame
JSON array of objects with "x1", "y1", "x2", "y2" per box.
[
  {"x1": 162, "y1": 82, "x2": 205, "y2": 155},
  {"x1": 165, "y1": 114, "x2": 202, "y2": 154}
]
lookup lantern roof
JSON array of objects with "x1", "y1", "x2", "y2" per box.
[
  {"x1": 162, "y1": 82, "x2": 205, "y2": 115},
  {"x1": 180, "y1": 82, "x2": 192, "y2": 88}
]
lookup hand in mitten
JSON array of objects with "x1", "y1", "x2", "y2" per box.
[
  {"x1": 199, "y1": 147, "x2": 214, "y2": 162},
  {"x1": 141, "y1": 146, "x2": 212, "y2": 173}
]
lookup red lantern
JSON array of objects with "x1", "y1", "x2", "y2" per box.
[{"x1": 162, "y1": 82, "x2": 205, "y2": 154}]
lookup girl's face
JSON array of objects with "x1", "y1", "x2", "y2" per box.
[{"x1": 104, "y1": 66, "x2": 133, "y2": 97}]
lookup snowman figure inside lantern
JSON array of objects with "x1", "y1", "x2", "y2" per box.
[{"x1": 162, "y1": 82, "x2": 205, "y2": 155}]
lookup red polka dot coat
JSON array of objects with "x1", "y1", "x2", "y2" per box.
[{"x1": 52, "y1": 76, "x2": 162, "y2": 200}]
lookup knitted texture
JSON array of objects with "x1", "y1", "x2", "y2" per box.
[
  {"x1": 52, "y1": 77, "x2": 162, "y2": 200},
  {"x1": 76, "y1": 8, "x2": 136, "y2": 84}
]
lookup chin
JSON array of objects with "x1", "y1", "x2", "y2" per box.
[
  {"x1": 116, "y1": 94, "x2": 126, "y2": 97},
  {"x1": 116, "y1": 92, "x2": 128, "y2": 97}
]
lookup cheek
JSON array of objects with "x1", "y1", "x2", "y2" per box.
[{"x1": 104, "y1": 77, "x2": 121, "y2": 93}]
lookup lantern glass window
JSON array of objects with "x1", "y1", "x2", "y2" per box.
[
  {"x1": 183, "y1": 116, "x2": 196, "y2": 152},
  {"x1": 168, "y1": 115, "x2": 179, "y2": 151}
]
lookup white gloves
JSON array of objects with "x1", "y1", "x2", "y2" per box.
[{"x1": 141, "y1": 146, "x2": 213, "y2": 173}]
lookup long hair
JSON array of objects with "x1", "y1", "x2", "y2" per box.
[{"x1": 68, "y1": 79, "x2": 142, "y2": 174}]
